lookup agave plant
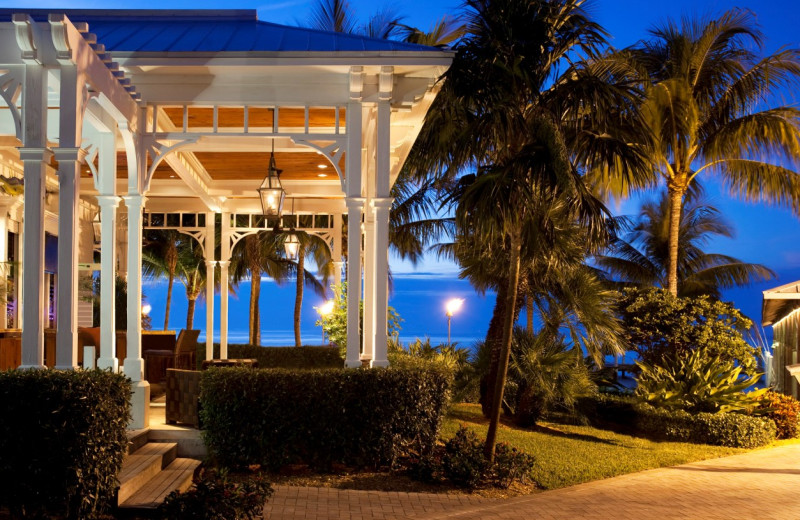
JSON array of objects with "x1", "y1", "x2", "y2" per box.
[{"x1": 636, "y1": 349, "x2": 765, "y2": 414}]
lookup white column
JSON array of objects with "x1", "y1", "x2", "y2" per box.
[
  {"x1": 371, "y1": 199, "x2": 392, "y2": 368},
  {"x1": 19, "y1": 149, "x2": 49, "y2": 369},
  {"x1": 344, "y1": 199, "x2": 363, "y2": 367},
  {"x1": 123, "y1": 193, "x2": 149, "y2": 428},
  {"x1": 371, "y1": 95, "x2": 392, "y2": 368},
  {"x1": 219, "y1": 260, "x2": 230, "y2": 360},
  {"x1": 96, "y1": 195, "x2": 120, "y2": 371},
  {"x1": 18, "y1": 61, "x2": 49, "y2": 368},
  {"x1": 53, "y1": 148, "x2": 84, "y2": 370},
  {"x1": 362, "y1": 217, "x2": 375, "y2": 362},
  {"x1": 344, "y1": 100, "x2": 364, "y2": 368},
  {"x1": 204, "y1": 212, "x2": 216, "y2": 361}
]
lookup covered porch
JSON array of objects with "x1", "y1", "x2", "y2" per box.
[{"x1": 0, "y1": 9, "x2": 451, "y2": 428}]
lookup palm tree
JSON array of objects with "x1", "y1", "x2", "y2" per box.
[
  {"x1": 286, "y1": 231, "x2": 335, "y2": 347},
  {"x1": 229, "y1": 232, "x2": 292, "y2": 346},
  {"x1": 410, "y1": 0, "x2": 642, "y2": 459},
  {"x1": 142, "y1": 229, "x2": 185, "y2": 330},
  {"x1": 596, "y1": 188, "x2": 776, "y2": 298},
  {"x1": 395, "y1": 16, "x2": 465, "y2": 48},
  {"x1": 305, "y1": 0, "x2": 403, "y2": 39},
  {"x1": 616, "y1": 10, "x2": 800, "y2": 296},
  {"x1": 174, "y1": 241, "x2": 207, "y2": 330}
]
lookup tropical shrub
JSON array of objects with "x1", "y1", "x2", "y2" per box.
[
  {"x1": 158, "y1": 468, "x2": 273, "y2": 520},
  {"x1": 410, "y1": 426, "x2": 534, "y2": 490},
  {"x1": 388, "y1": 337, "x2": 476, "y2": 402},
  {"x1": 0, "y1": 369, "x2": 131, "y2": 519},
  {"x1": 476, "y1": 327, "x2": 596, "y2": 426},
  {"x1": 618, "y1": 288, "x2": 758, "y2": 374},
  {"x1": 206, "y1": 344, "x2": 343, "y2": 369},
  {"x1": 315, "y1": 282, "x2": 403, "y2": 351},
  {"x1": 758, "y1": 391, "x2": 800, "y2": 439},
  {"x1": 636, "y1": 349, "x2": 765, "y2": 414},
  {"x1": 200, "y1": 366, "x2": 451, "y2": 470},
  {"x1": 635, "y1": 404, "x2": 776, "y2": 448}
]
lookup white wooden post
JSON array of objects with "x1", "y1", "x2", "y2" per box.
[
  {"x1": 204, "y1": 211, "x2": 216, "y2": 361},
  {"x1": 219, "y1": 212, "x2": 231, "y2": 359},
  {"x1": 362, "y1": 217, "x2": 375, "y2": 362},
  {"x1": 123, "y1": 193, "x2": 149, "y2": 428},
  {"x1": 371, "y1": 85, "x2": 392, "y2": 368},
  {"x1": 53, "y1": 61, "x2": 84, "y2": 370},
  {"x1": 0, "y1": 201, "x2": 10, "y2": 330},
  {"x1": 344, "y1": 98, "x2": 363, "y2": 368},
  {"x1": 96, "y1": 195, "x2": 120, "y2": 371},
  {"x1": 333, "y1": 213, "x2": 344, "y2": 283},
  {"x1": 19, "y1": 57, "x2": 49, "y2": 369}
]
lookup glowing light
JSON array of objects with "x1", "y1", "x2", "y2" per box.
[{"x1": 445, "y1": 298, "x2": 464, "y2": 317}]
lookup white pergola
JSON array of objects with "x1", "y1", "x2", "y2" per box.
[{"x1": 0, "y1": 9, "x2": 451, "y2": 428}]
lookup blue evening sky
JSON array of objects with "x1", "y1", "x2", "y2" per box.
[{"x1": 4, "y1": 0, "x2": 799, "y2": 343}]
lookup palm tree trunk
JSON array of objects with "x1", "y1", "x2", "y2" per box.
[
  {"x1": 164, "y1": 272, "x2": 174, "y2": 330},
  {"x1": 666, "y1": 186, "x2": 684, "y2": 296},
  {"x1": 294, "y1": 247, "x2": 305, "y2": 347},
  {"x1": 480, "y1": 282, "x2": 507, "y2": 417},
  {"x1": 186, "y1": 297, "x2": 196, "y2": 329},
  {"x1": 484, "y1": 230, "x2": 522, "y2": 461},
  {"x1": 249, "y1": 268, "x2": 261, "y2": 345}
]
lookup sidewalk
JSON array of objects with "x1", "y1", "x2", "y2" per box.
[{"x1": 264, "y1": 443, "x2": 800, "y2": 520}]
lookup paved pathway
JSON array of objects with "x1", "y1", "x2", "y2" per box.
[{"x1": 264, "y1": 443, "x2": 800, "y2": 520}]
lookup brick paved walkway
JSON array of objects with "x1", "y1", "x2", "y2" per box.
[{"x1": 264, "y1": 443, "x2": 800, "y2": 520}]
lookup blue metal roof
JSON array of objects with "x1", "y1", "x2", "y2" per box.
[{"x1": 0, "y1": 9, "x2": 442, "y2": 54}]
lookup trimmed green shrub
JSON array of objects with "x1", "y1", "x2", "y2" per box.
[
  {"x1": 0, "y1": 369, "x2": 131, "y2": 519},
  {"x1": 758, "y1": 391, "x2": 800, "y2": 439},
  {"x1": 635, "y1": 404, "x2": 776, "y2": 448},
  {"x1": 158, "y1": 469, "x2": 273, "y2": 520},
  {"x1": 204, "y1": 344, "x2": 343, "y2": 369},
  {"x1": 410, "y1": 427, "x2": 535, "y2": 490},
  {"x1": 200, "y1": 366, "x2": 451, "y2": 470}
]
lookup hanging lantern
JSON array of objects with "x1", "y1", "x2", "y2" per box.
[
  {"x1": 284, "y1": 233, "x2": 300, "y2": 260},
  {"x1": 258, "y1": 141, "x2": 285, "y2": 217}
]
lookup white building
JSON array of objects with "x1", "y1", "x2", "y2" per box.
[{"x1": 0, "y1": 9, "x2": 452, "y2": 427}]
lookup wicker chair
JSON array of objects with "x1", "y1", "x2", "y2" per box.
[{"x1": 175, "y1": 329, "x2": 200, "y2": 370}]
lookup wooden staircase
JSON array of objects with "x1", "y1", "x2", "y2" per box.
[{"x1": 117, "y1": 430, "x2": 201, "y2": 513}]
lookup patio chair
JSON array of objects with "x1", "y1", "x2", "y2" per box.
[{"x1": 174, "y1": 329, "x2": 200, "y2": 370}]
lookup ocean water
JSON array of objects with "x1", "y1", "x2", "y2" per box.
[{"x1": 142, "y1": 273, "x2": 496, "y2": 348}]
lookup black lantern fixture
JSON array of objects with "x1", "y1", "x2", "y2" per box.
[
  {"x1": 283, "y1": 198, "x2": 300, "y2": 260},
  {"x1": 92, "y1": 211, "x2": 102, "y2": 244},
  {"x1": 258, "y1": 140, "x2": 285, "y2": 217}
]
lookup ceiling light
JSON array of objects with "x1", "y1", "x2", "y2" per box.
[
  {"x1": 317, "y1": 164, "x2": 327, "y2": 169},
  {"x1": 317, "y1": 173, "x2": 327, "y2": 178}
]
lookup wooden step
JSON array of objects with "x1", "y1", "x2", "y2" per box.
[
  {"x1": 118, "y1": 458, "x2": 201, "y2": 510},
  {"x1": 118, "y1": 443, "x2": 178, "y2": 505},
  {"x1": 126, "y1": 428, "x2": 150, "y2": 455}
]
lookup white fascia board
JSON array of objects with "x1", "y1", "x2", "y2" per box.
[
  {"x1": 763, "y1": 280, "x2": 800, "y2": 295},
  {"x1": 112, "y1": 52, "x2": 454, "y2": 69},
  {"x1": 763, "y1": 293, "x2": 800, "y2": 300}
]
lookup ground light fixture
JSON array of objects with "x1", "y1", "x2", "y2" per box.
[
  {"x1": 316, "y1": 300, "x2": 335, "y2": 344},
  {"x1": 258, "y1": 140, "x2": 285, "y2": 217},
  {"x1": 445, "y1": 298, "x2": 464, "y2": 345}
]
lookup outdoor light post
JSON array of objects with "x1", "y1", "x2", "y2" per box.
[
  {"x1": 317, "y1": 300, "x2": 335, "y2": 345},
  {"x1": 445, "y1": 298, "x2": 464, "y2": 345}
]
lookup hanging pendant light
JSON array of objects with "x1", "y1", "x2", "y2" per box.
[
  {"x1": 283, "y1": 198, "x2": 300, "y2": 260},
  {"x1": 258, "y1": 140, "x2": 285, "y2": 217}
]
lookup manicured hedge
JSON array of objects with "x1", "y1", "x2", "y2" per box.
[
  {"x1": 635, "y1": 404, "x2": 776, "y2": 448},
  {"x1": 0, "y1": 369, "x2": 131, "y2": 519},
  {"x1": 203, "y1": 344, "x2": 343, "y2": 369},
  {"x1": 581, "y1": 394, "x2": 776, "y2": 448},
  {"x1": 200, "y1": 366, "x2": 451, "y2": 470}
]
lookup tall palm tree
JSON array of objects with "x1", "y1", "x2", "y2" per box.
[
  {"x1": 287, "y1": 232, "x2": 335, "y2": 347},
  {"x1": 616, "y1": 10, "x2": 800, "y2": 295},
  {"x1": 174, "y1": 240, "x2": 208, "y2": 330},
  {"x1": 229, "y1": 232, "x2": 292, "y2": 345},
  {"x1": 142, "y1": 229, "x2": 185, "y2": 330},
  {"x1": 409, "y1": 0, "x2": 642, "y2": 459},
  {"x1": 305, "y1": 0, "x2": 403, "y2": 39},
  {"x1": 596, "y1": 188, "x2": 776, "y2": 298}
]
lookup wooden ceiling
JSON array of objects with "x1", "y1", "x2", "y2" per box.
[{"x1": 102, "y1": 151, "x2": 345, "y2": 181}]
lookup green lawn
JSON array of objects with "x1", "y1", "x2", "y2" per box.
[{"x1": 442, "y1": 404, "x2": 747, "y2": 490}]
